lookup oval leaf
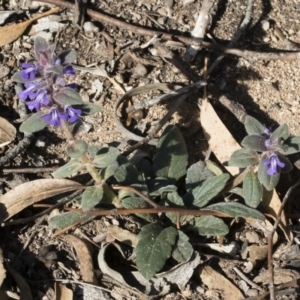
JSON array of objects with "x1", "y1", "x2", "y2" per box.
[
  {"x1": 48, "y1": 211, "x2": 89, "y2": 229},
  {"x1": 81, "y1": 186, "x2": 104, "y2": 211},
  {"x1": 52, "y1": 158, "x2": 82, "y2": 178},
  {"x1": 92, "y1": 147, "x2": 120, "y2": 168},
  {"x1": 244, "y1": 116, "x2": 265, "y2": 135},
  {"x1": 193, "y1": 216, "x2": 229, "y2": 236},
  {"x1": 77, "y1": 103, "x2": 102, "y2": 116},
  {"x1": 228, "y1": 148, "x2": 259, "y2": 167},
  {"x1": 172, "y1": 230, "x2": 193, "y2": 263},
  {"x1": 185, "y1": 174, "x2": 230, "y2": 208},
  {"x1": 284, "y1": 136, "x2": 300, "y2": 155},
  {"x1": 271, "y1": 124, "x2": 289, "y2": 141},
  {"x1": 136, "y1": 223, "x2": 177, "y2": 279},
  {"x1": 206, "y1": 202, "x2": 265, "y2": 220},
  {"x1": 243, "y1": 172, "x2": 263, "y2": 208},
  {"x1": 153, "y1": 125, "x2": 188, "y2": 183},
  {"x1": 241, "y1": 135, "x2": 267, "y2": 152},
  {"x1": 0, "y1": 179, "x2": 83, "y2": 222},
  {"x1": 66, "y1": 140, "x2": 88, "y2": 158},
  {"x1": 19, "y1": 111, "x2": 48, "y2": 133},
  {"x1": 54, "y1": 88, "x2": 84, "y2": 105}
]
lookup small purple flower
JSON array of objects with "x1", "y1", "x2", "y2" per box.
[
  {"x1": 43, "y1": 107, "x2": 67, "y2": 126},
  {"x1": 25, "y1": 89, "x2": 50, "y2": 111},
  {"x1": 20, "y1": 62, "x2": 39, "y2": 80},
  {"x1": 263, "y1": 153, "x2": 285, "y2": 175},
  {"x1": 63, "y1": 65, "x2": 75, "y2": 75},
  {"x1": 64, "y1": 105, "x2": 81, "y2": 123},
  {"x1": 18, "y1": 81, "x2": 40, "y2": 100}
]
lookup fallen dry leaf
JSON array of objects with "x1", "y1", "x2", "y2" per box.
[
  {"x1": 107, "y1": 225, "x2": 138, "y2": 247},
  {"x1": 0, "y1": 7, "x2": 60, "y2": 47},
  {"x1": 198, "y1": 265, "x2": 244, "y2": 300},
  {"x1": 6, "y1": 265, "x2": 33, "y2": 300},
  {"x1": 0, "y1": 117, "x2": 16, "y2": 148},
  {"x1": 0, "y1": 179, "x2": 83, "y2": 222},
  {"x1": 200, "y1": 98, "x2": 292, "y2": 241},
  {"x1": 64, "y1": 234, "x2": 97, "y2": 284},
  {"x1": 254, "y1": 268, "x2": 299, "y2": 285},
  {"x1": 55, "y1": 282, "x2": 73, "y2": 300}
]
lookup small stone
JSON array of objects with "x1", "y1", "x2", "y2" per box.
[
  {"x1": 261, "y1": 20, "x2": 270, "y2": 31},
  {"x1": 83, "y1": 21, "x2": 99, "y2": 33},
  {"x1": 133, "y1": 63, "x2": 148, "y2": 78},
  {"x1": 164, "y1": 0, "x2": 174, "y2": 8},
  {"x1": 247, "y1": 289, "x2": 259, "y2": 297}
]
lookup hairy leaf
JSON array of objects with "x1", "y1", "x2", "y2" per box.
[
  {"x1": 136, "y1": 223, "x2": 177, "y2": 279},
  {"x1": 166, "y1": 191, "x2": 186, "y2": 224},
  {"x1": 66, "y1": 140, "x2": 88, "y2": 158},
  {"x1": 271, "y1": 124, "x2": 289, "y2": 141},
  {"x1": 77, "y1": 103, "x2": 102, "y2": 116},
  {"x1": 244, "y1": 116, "x2": 265, "y2": 135},
  {"x1": 193, "y1": 216, "x2": 229, "y2": 236},
  {"x1": 48, "y1": 211, "x2": 90, "y2": 229},
  {"x1": 243, "y1": 172, "x2": 262, "y2": 208},
  {"x1": 153, "y1": 125, "x2": 188, "y2": 183},
  {"x1": 206, "y1": 202, "x2": 265, "y2": 220},
  {"x1": 172, "y1": 230, "x2": 193, "y2": 263},
  {"x1": 184, "y1": 174, "x2": 230, "y2": 207},
  {"x1": 241, "y1": 135, "x2": 267, "y2": 152},
  {"x1": 81, "y1": 186, "x2": 104, "y2": 211},
  {"x1": 58, "y1": 49, "x2": 77, "y2": 65},
  {"x1": 228, "y1": 148, "x2": 259, "y2": 167},
  {"x1": 54, "y1": 88, "x2": 84, "y2": 105},
  {"x1": 19, "y1": 111, "x2": 48, "y2": 133},
  {"x1": 206, "y1": 160, "x2": 224, "y2": 176},
  {"x1": 284, "y1": 136, "x2": 300, "y2": 154},
  {"x1": 92, "y1": 147, "x2": 120, "y2": 168},
  {"x1": 52, "y1": 158, "x2": 82, "y2": 178}
]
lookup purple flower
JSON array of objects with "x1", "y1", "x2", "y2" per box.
[
  {"x1": 43, "y1": 107, "x2": 67, "y2": 126},
  {"x1": 263, "y1": 153, "x2": 285, "y2": 175},
  {"x1": 25, "y1": 89, "x2": 50, "y2": 111},
  {"x1": 18, "y1": 81, "x2": 40, "y2": 100},
  {"x1": 63, "y1": 65, "x2": 75, "y2": 75},
  {"x1": 64, "y1": 105, "x2": 81, "y2": 123},
  {"x1": 20, "y1": 63, "x2": 39, "y2": 80}
]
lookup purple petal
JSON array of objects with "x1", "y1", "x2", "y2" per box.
[
  {"x1": 43, "y1": 107, "x2": 67, "y2": 126},
  {"x1": 64, "y1": 105, "x2": 81, "y2": 123},
  {"x1": 263, "y1": 153, "x2": 285, "y2": 176},
  {"x1": 63, "y1": 65, "x2": 75, "y2": 75}
]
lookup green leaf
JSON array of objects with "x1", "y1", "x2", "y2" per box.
[
  {"x1": 92, "y1": 147, "x2": 120, "y2": 168},
  {"x1": 172, "y1": 230, "x2": 193, "y2": 263},
  {"x1": 277, "y1": 154, "x2": 293, "y2": 173},
  {"x1": 193, "y1": 216, "x2": 229, "y2": 236},
  {"x1": 77, "y1": 103, "x2": 102, "y2": 116},
  {"x1": 284, "y1": 136, "x2": 300, "y2": 154},
  {"x1": 185, "y1": 161, "x2": 214, "y2": 191},
  {"x1": 244, "y1": 116, "x2": 265, "y2": 135},
  {"x1": 243, "y1": 172, "x2": 263, "y2": 208},
  {"x1": 52, "y1": 158, "x2": 82, "y2": 178},
  {"x1": 153, "y1": 125, "x2": 188, "y2": 183},
  {"x1": 205, "y1": 160, "x2": 224, "y2": 176},
  {"x1": 206, "y1": 202, "x2": 265, "y2": 220},
  {"x1": 54, "y1": 88, "x2": 84, "y2": 105},
  {"x1": 19, "y1": 111, "x2": 48, "y2": 133},
  {"x1": 184, "y1": 174, "x2": 230, "y2": 207},
  {"x1": 34, "y1": 36, "x2": 48, "y2": 57},
  {"x1": 58, "y1": 49, "x2": 77, "y2": 65},
  {"x1": 165, "y1": 191, "x2": 186, "y2": 224},
  {"x1": 122, "y1": 196, "x2": 158, "y2": 222},
  {"x1": 99, "y1": 162, "x2": 119, "y2": 179},
  {"x1": 241, "y1": 135, "x2": 267, "y2": 152},
  {"x1": 81, "y1": 186, "x2": 104, "y2": 211},
  {"x1": 257, "y1": 158, "x2": 280, "y2": 191},
  {"x1": 229, "y1": 148, "x2": 259, "y2": 167},
  {"x1": 66, "y1": 140, "x2": 88, "y2": 158},
  {"x1": 271, "y1": 124, "x2": 289, "y2": 141},
  {"x1": 229, "y1": 187, "x2": 244, "y2": 197},
  {"x1": 136, "y1": 223, "x2": 177, "y2": 279},
  {"x1": 11, "y1": 71, "x2": 27, "y2": 83},
  {"x1": 48, "y1": 211, "x2": 90, "y2": 229}
]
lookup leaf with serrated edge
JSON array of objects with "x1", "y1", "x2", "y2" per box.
[
  {"x1": 241, "y1": 135, "x2": 267, "y2": 152},
  {"x1": 81, "y1": 186, "x2": 104, "y2": 211},
  {"x1": 153, "y1": 125, "x2": 188, "y2": 182},
  {"x1": 52, "y1": 158, "x2": 82, "y2": 178},
  {"x1": 136, "y1": 223, "x2": 177, "y2": 279},
  {"x1": 194, "y1": 216, "x2": 229, "y2": 236},
  {"x1": 19, "y1": 111, "x2": 48, "y2": 133},
  {"x1": 0, "y1": 179, "x2": 82, "y2": 222},
  {"x1": 244, "y1": 116, "x2": 265, "y2": 135},
  {"x1": 243, "y1": 172, "x2": 262, "y2": 208},
  {"x1": 191, "y1": 174, "x2": 230, "y2": 208},
  {"x1": 229, "y1": 148, "x2": 259, "y2": 167},
  {"x1": 206, "y1": 202, "x2": 265, "y2": 220},
  {"x1": 172, "y1": 230, "x2": 193, "y2": 263}
]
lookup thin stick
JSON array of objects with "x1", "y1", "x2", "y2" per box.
[
  {"x1": 38, "y1": 0, "x2": 300, "y2": 62},
  {"x1": 233, "y1": 267, "x2": 265, "y2": 292},
  {"x1": 1, "y1": 166, "x2": 58, "y2": 174}
]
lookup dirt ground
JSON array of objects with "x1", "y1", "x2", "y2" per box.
[{"x1": 1, "y1": 0, "x2": 300, "y2": 299}]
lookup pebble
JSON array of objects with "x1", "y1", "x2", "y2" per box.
[
  {"x1": 133, "y1": 63, "x2": 148, "y2": 78},
  {"x1": 83, "y1": 21, "x2": 99, "y2": 33},
  {"x1": 247, "y1": 289, "x2": 259, "y2": 297},
  {"x1": 164, "y1": 0, "x2": 174, "y2": 8},
  {"x1": 261, "y1": 20, "x2": 270, "y2": 31}
]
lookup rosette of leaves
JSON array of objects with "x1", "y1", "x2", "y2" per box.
[{"x1": 229, "y1": 116, "x2": 300, "y2": 205}]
